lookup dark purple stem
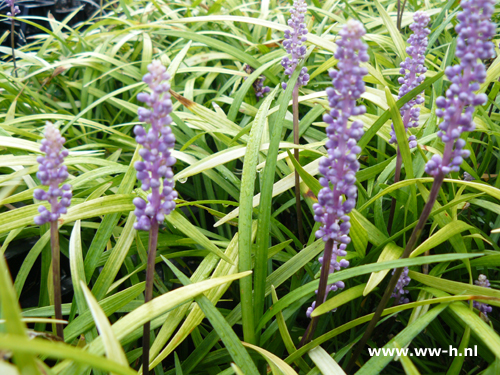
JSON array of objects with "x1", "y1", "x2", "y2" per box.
[
  {"x1": 50, "y1": 220, "x2": 63, "y2": 340},
  {"x1": 142, "y1": 220, "x2": 159, "y2": 375},
  {"x1": 346, "y1": 172, "x2": 444, "y2": 372},
  {"x1": 299, "y1": 238, "x2": 334, "y2": 346},
  {"x1": 293, "y1": 84, "x2": 305, "y2": 245}
]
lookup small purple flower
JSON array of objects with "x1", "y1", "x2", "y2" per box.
[
  {"x1": 34, "y1": 122, "x2": 72, "y2": 225},
  {"x1": 425, "y1": 0, "x2": 495, "y2": 177},
  {"x1": 133, "y1": 60, "x2": 178, "y2": 231},
  {"x1": 307, "y1": 21, "x2": 368, "y2": 316},
  {"x1": 244, "y1": 64, "x2": 271, "y2": 99},
  {"x1": 391, "y1": 267, "x2": 411, "y2": 305},
  {"x1": 281, "y1": 0, "x2": 309, "y2": 89},
  {"x1": 5, "y1": 0, "x2": 20, "y2": 17},
  {"x1": 473, "y1": 274, "x2": 493, "y2": 317},
  {"x1": 389, "y1": 11, "x2": 430, "y2": 149}
]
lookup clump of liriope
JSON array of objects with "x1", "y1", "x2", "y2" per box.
[
  {"x1": 348, "y1": 0, "x2": 496, "y2": 367},
  {"x1": 387, "y1": 11, "x2": 430, "y2": 234},
  {"x1": 473, "y1": 274, "x2": 493, "y2": 317},
  {"x1": 34, "y1": 121, "x2": 72, "y2": 340},
  {"x1": 133, "y1": 60, "x2": 177, "y2": 375},
  {"x1": 301, "y1": 20, "x2": 368, "y2": 344},
  {"x1": 281, "y1": 0, "x2": 310, "y2": 244}
]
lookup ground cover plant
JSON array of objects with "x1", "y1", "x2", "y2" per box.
[{"x1": 1, "y1": 0, "x2": 500, "y2": 374}]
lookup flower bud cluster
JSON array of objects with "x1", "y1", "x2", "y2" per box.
[
  {"x1": 389, "y1": 11, "x2": 430, "y2": 149},
  {"x1": 425, "y1": 0, "x2": 495, "y2": 177},
  {"x1": 281, "y1": 0, "x2": 309, "y2": 89},
  {"x1": 34, "y1": 122, "x2": 72, "y2": 225},
  {"x1": 391, "y1": 267, "x2": 411, "y2": 305},
  {"x1": 308, "y1": 21, "x2": 368, "y2": 316},
  {"x1": 6, "y1": 0, "x2": 20, "y2": 17},
  {"x1": 244, "y1": 64, "x2": 271, "y2": 99},
  {"x1": 473, "y1": 274, "x2": 493, "y2": 317},
  {"x1": 133, "y1": 61, "x2": 178, "y2": 231}
]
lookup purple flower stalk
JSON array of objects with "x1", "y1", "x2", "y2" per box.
[
  {"x1": 473, "y1": 274, "x2": 493, "y2": 317},
  {"x1": 34, "y1": 122, "x2": 72, "y2": 225},
  {"x1": 244, "y1": 64, "x2": 271, "y2": 99},
  {"x1": 425, "y1": 0, "x2": 495, "y2": 177},
  {"x1": 133, "y1": 60, "x2": 178, "y2": 231},
  {"x1": 33, "y1": 121, "x2": 70, "y2": 340},
  {"x1": 389, "y1": 12, "x2": 430, "y2": 149},
  {"x1": 281, "y1": 0, "x2": 309, "y2": 89},
  {"x1": 134, "y1": 60, "x2": 177, "y2": 375},
  {"x1": 391, "y1": 267, "x2": 410, "y2": 305},
  {"x1": 5, "y1": 0, "x2": 20, "y2": 17},
  {"x1": 306, "y1": 20, "x2": 368, "y2": 319}
]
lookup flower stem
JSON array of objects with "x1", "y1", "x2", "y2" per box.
[
  {"x1": 292, "y1": 84, "x2": 305, "y2": 245},
  {"x1": 345, "y1": 172, "x2": 444, "y2": 372},
  {"x1": 10, "y1": 9, "x2": 17, "y2": 78},
  {"x1": 299, "y1": 238, "x2": 334, "y2": 347},
  {"x1": 142, "y1": 220, "x2": 159, "y2": 375},
  {"x1": 50, "y1": 221, "x2": 63, "y2": 340},
  {"x1": 387, "y1": 148, "x2": 402, "y2": 234}
]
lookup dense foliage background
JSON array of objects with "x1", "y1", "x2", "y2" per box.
[{"x1": 1, "y1": 0, "x2": 500, "y2": 374}]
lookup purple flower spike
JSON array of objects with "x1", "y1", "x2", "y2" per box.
[
  {"x1": 425, "y1": 0, "x2": 495, "y2": 177},
  {"x1": 5, "y1": 0, "x2": 20, "y2": 17},
  {"x1": 389, "y1": 11, "x2": 430, "y2": 149},
  {"x1": 473, "y1": 274, "x2": 493, "y2": 317},
  {"x1": 281, "y1": 0, "x2": 309, "y2": 89},
  {"x1": 133, "y1": 60, "x2": 178, "y2": 231},
  {"x1": 244, "y1": 64, "x2": 271, "y2": 99},
  {"x1": 308, "y1": 21, "x2": 368, "y2": 315},
  {"x1": 391, "y1": 267, "x2": 411, "y2": 304},
  {"x1": 34, "y1": 122, "x2": 71, "y2": 225}
]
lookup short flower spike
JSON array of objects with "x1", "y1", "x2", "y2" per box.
[
  {"x1": 391, "y1": 267, "x2": 411, "y2": 305},
  {"x1": 5, "y1": 0, "x2": 20, "y2": 17},
  {"x1": 281, "y1": 0, "x2": 309, "y2": 89},
  {"x1": 389, "y1": 11, "x2": 430, "y2": 149},
  {"x1": 473, "y1": 274, "x2": 493, "y2": 317}
]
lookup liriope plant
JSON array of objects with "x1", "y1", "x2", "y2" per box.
[
  {"x1": 348, "y1": 0, "x2": 496, "y2": 367},
  {"x1": 33, "y1": 122, "x2": 72, "y2": 340},
  {"x1": 301, "y1": 19, "x2": 368, "y2": 346},
  {"x1": 131, "y1": 60, "x2": 178, "y2": 375}
]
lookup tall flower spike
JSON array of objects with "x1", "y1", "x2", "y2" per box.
[
  {"x1": 34, "y1": 122, "x2": 72, "y2": 225},
  {"x1": 133, "y1": 60, "x2": 178, "y2": 231},
  {"x1": 391, "y1": 267, "x2": 411, "y2": 304},
  {"x1": 307, "y1": 20, "x2": 368, "y2": 318},
  {"x1": 281, "y1": 0, "x2": 309, "y2": 89},
  {"x1": 425, "y1": 0, "x2": 495, "y2": 177},
  {"x1": 389, "y1": 11, "x2": 430, "y2": 149},
  {"x1": 473, "y1": 274, "x2": 493, "y2": 317}
]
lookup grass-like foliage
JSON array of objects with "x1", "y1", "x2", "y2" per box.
[{"x1": 1, "y1": 0, "x2": 500, "y2": 374}]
